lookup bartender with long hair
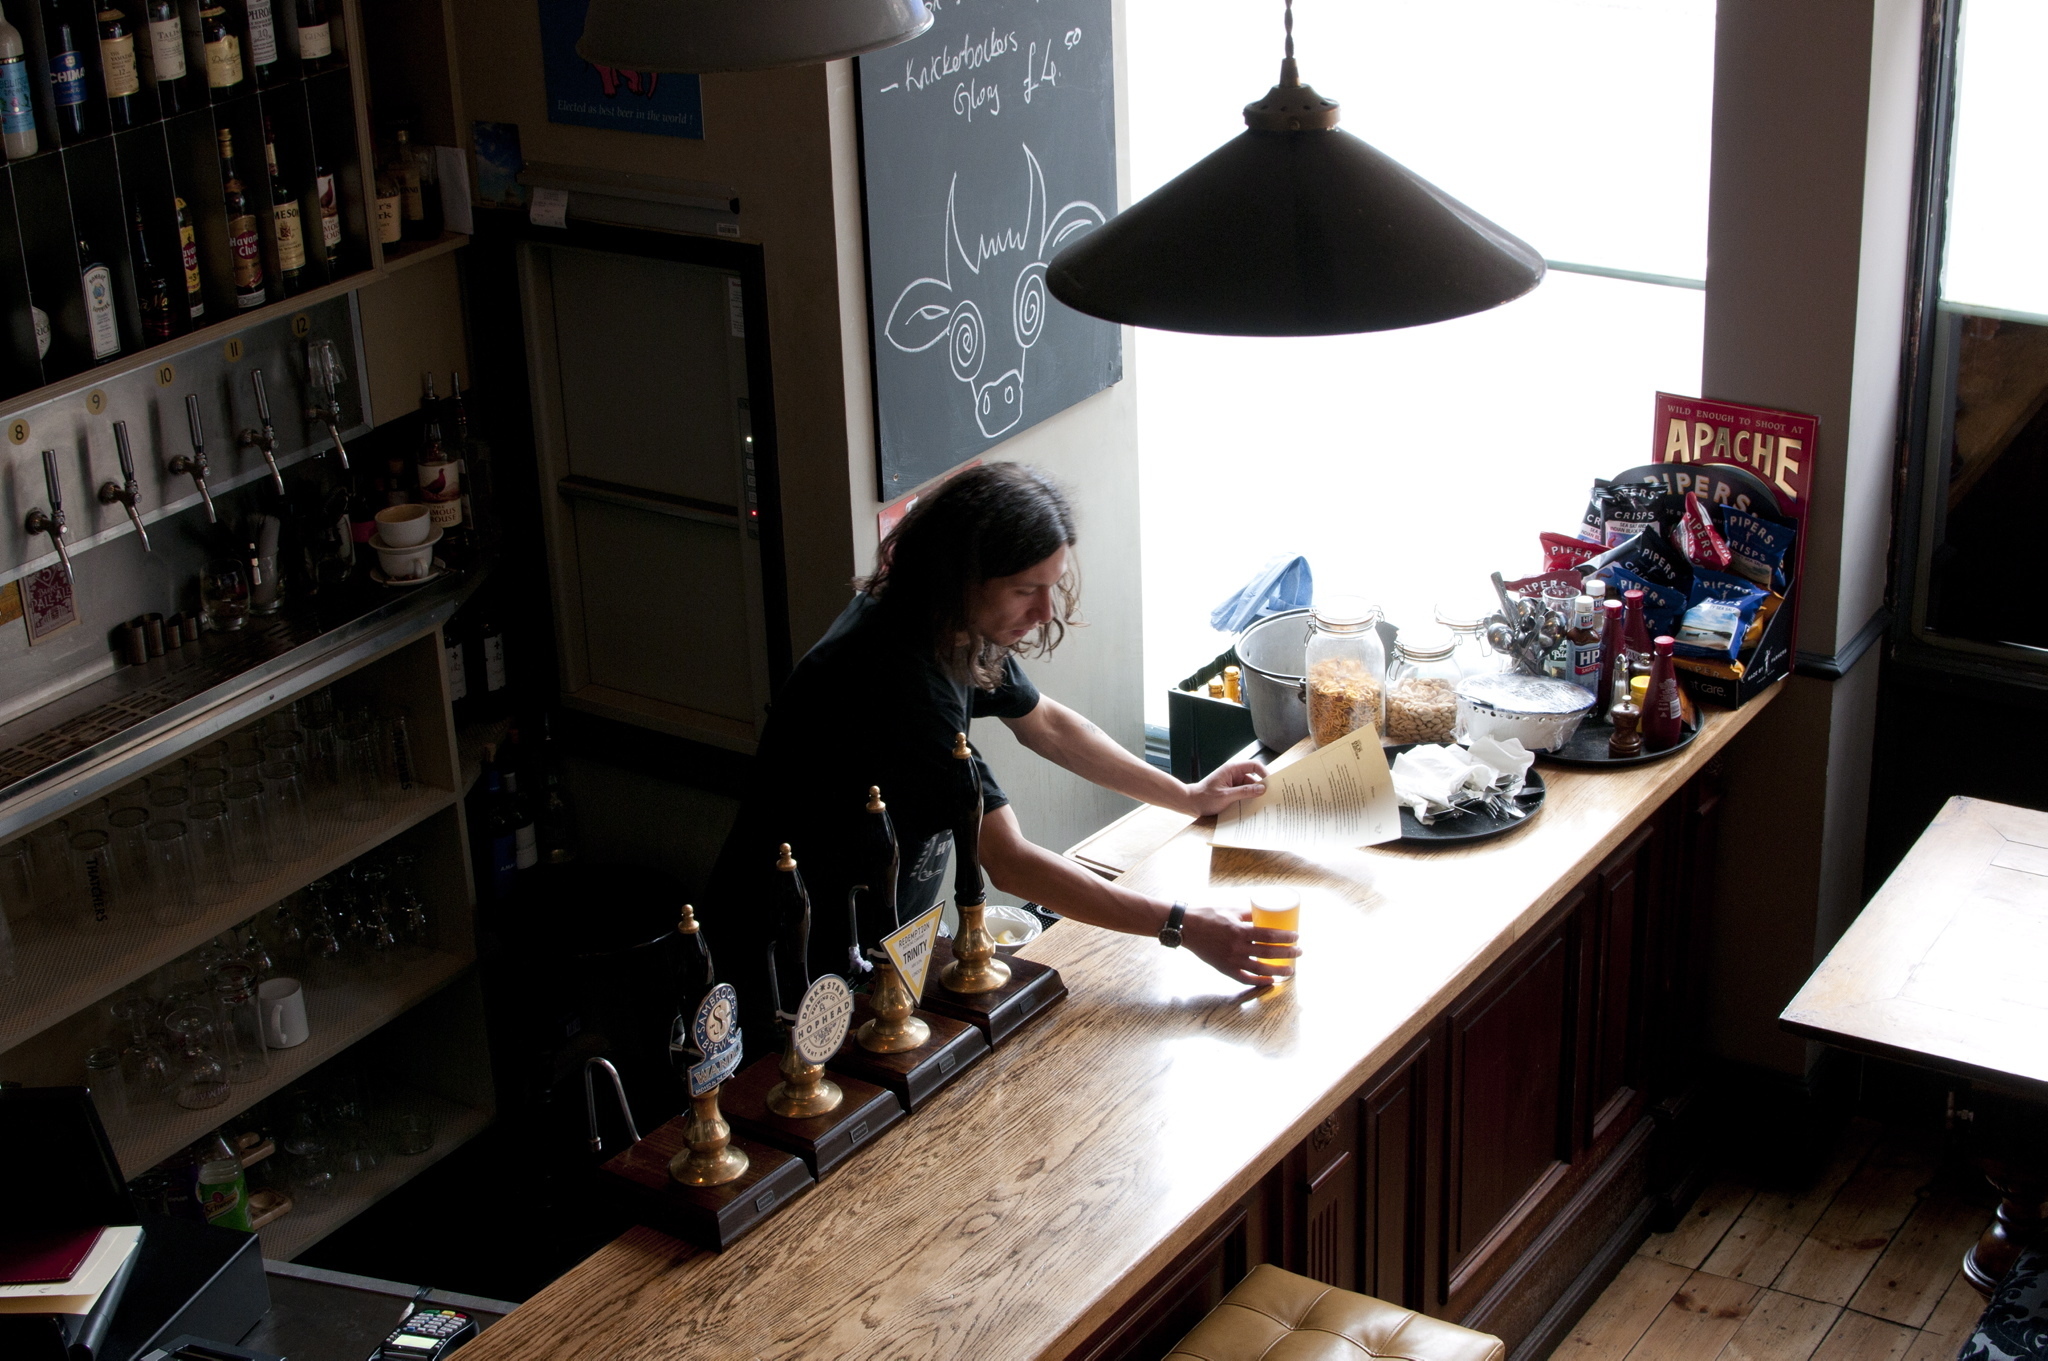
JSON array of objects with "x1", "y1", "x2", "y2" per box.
[{"x1": 703, "y1": 462, "x2": 1296, "y2": 1049}]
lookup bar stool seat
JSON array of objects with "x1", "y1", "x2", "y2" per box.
[{"x1": 1166, "y1": 1265, "x2": 1505, "y2": 1361}]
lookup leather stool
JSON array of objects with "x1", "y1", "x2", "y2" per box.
[{"x1": 1166, "y1": 1265, "x2": 1504, "y2": 1361}]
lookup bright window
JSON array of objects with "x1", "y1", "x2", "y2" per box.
[{"x1": 1127, "y1": 1, "x2": 1716, "y2": 724}]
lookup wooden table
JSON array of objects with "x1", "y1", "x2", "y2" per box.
[
  {"x1": 461, "y1": 693, "x2": 1777, "y2": 1361},
  {"x1": 1782, "y1": 795, "x2": 2048, "y2": 1290}
]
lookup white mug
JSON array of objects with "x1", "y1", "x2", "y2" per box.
[{"x1": 260, "y1": 977, "x2": 310, "y2": 1048}]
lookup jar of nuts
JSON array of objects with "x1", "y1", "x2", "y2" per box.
[
  {"x1": 1385, "y1": 628, "x2": 1462, "y2": 745},
  {"x1": 1305, "y1": 597, "x2": 1385, "y2": 746}
]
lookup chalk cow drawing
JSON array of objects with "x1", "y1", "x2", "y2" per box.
[{"x1": 883, "y1": 145, "x2": 1105, "y2": 440}]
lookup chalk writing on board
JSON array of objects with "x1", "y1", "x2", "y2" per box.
[{"x1": 882, "y1": 145, "x2": 1105, "y2": 440}]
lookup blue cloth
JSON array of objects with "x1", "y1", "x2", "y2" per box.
[{"x1": 1210, "y1": 556, "x2": 1314, "y2": 633}]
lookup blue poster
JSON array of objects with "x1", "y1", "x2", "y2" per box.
[{"x1": 538, "y1": 0, "x2": 704, "y2": 139}]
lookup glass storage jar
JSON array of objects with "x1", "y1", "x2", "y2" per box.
[
  {"x1": 1386, "y1": 629, "x2": 1462, "y2": 745},
  {"x1": 1436, "y1": 601, "x2": 1507, "y2": 679},
  {"x1": 1305, "y1": 597, "x2": 1385, "y2": 746}
]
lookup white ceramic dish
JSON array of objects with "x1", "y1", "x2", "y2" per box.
[
  {"x1": 371, "y1": 556, "x2": 447, "y2": 587},
  {"x1": 1453, "y1": 673, "x2": 1595, "y2": 752},
  {"x1": 374, "y1": 502, "x2": 433, "y2": 548}
]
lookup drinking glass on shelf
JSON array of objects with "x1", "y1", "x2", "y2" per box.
[
  {"x1": 144, "y1": 821, "x2": 200, "y2": 926},
  {"x1": 147, "y1": 785, "x2": 190, "y2": 821},
  {"x1": 335, "y1": 714, "x2": 384, "y2": 822},
  {"x1": 192, "y1": 741, "x2": 230, "y2": 773},
  {"x1": 163, "y1": 1004, "x2": 230, "y2": 1109},
  {"x1": 226, "y1": 744, "x2": 265, "y2": 783},
  {"x1": 377, "y1": 710, "x2": 419, "y2": 798},
  {"x1": 84, "y1": 1046, "x2": 126, "y2": 1121},
  {"x1": 25, "y1": 818, "x2": 69, "y2": 918},
  {"x1": 67, "y1": 831, "x2": 122, "y2": 935},
  {"x1": 212, "y1": 965, "x2": 268, "y2": 1084},
  {"x1": 105, "y1": 807, "x2": 152, "y2": 922},
  {"x1": 109, "y1": 993, "x2": 174, "y2": 1104},
  {"x1": 1, "y1": 838, "x2": 36, "y2": 930},
  {"x1": 390, "y1": 1108, "x2": 436, "y2": 1156},
  {"x1": 185, "y1": 800, "x2": 235, "y2": 905},
  {"x1": 148, "y1": 759, "x2": 192, "y2": 792},
  {"x1": 201, "y1": 560, "x2": 251, "y2": 632},
  {"x1": 223, "y1": 780, "x2": 273, "y2": 881},
  {"x1": 259, "y1": 760, "x2": 313, "y2": 861}
]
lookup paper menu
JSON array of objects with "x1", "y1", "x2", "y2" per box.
[{"x1": 1212, "y1": 731, "x2": 1401, "y2": 852}]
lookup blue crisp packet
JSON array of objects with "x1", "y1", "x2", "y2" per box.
[
  {"x1": 1677, "y1": 575, "x2": 1768, "y2": 660},
  {"x1": 1603, "y1": 565, "x2": 1687, "y2": 637},
  {"x1": 1718, "y1": 505, "x2": 1796, "y2": 591}
]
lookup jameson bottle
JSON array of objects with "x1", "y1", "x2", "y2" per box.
[
  {"x1": 263, "y1": 115, "x2": 303, "y2": 295},
  {"x1": 45, "y1": 0, "x2": 90, "y2": 142},
  {"x1": 174, "y1": 194, "x2": 205, "y2": 322},
  {"x1": 79, "y1": 232, "x2": 120, "y2": 361},
  {"x1": 294, "y1": 0, "x2": 331, "y2": 71},
  {"x1": 198, "y1": 1, "x2": 240, "y2": 99},
  {"x1": 218, "y1": 127, "x2": 266, "y2": 309},
  {"x1": 145, "y1": 0, "x2": 185, "y2": 114},
  {"x1": 131, "y1": 207, "x2": 173, "y2": 340},
  {"x1": 0, "y1": 3, "x2": 38, "y2": 159},
  {"x1": 97, "y1": 5, "x2": 139, "y2": 129},
  {"x1": 313, "y1": 153, "x2": 341, "y2": 265}
]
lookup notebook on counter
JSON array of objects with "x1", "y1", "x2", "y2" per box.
[
  {"x1": 0, "y1": 1226, "x2": 143, "y2": 1314},
  {"x1": 0, "y1": 1227, "x2": 104, "y2": 1286}
]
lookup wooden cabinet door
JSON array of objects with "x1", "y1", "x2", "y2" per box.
[
  {"x1": 1358, "y1": 1032, "x2": 1439, "y2": 1312},
  {"x1": 1443, "y1": 911, "x2": 1576, "y2": 1302},
  {"x1": 1299, "y1": 1103, "x2": 1358, "y2": 1290},
  {"x1": 1581, "y1": 824, "x2": 1655, "y2": 1149}
]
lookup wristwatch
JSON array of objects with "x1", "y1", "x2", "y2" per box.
[{"x1": 1158, "y1": 902, "x2": 1187, "y2": 949}]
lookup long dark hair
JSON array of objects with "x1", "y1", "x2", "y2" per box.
[{"x1": 862, "y1": 463, "x2": 1081, "y2": 686}]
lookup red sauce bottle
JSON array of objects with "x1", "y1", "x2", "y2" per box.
[{"x1": 1643, "y1": 635, "x2": 1684, "y2": 751}]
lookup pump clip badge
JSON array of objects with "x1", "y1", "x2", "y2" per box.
[{"x1": 687, "y1": 983, "x2": 741, "y2": 1096}]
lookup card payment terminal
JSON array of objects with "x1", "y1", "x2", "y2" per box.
[{"x1": 372, "y1": 1307, "x2": 478, "y2": 1361}]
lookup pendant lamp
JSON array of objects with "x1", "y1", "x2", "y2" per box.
[
  {"x1": 1047, "y1": 2, "x2": 1544, "y2": 337},
  {"x1": 577, "y1": 0, "x2": 934, "y2": 74}
]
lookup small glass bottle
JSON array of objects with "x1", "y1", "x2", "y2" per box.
[
  {"x1": 0, "y1": 3, "x2": 39, "y2": 160},
  {"x1": 1385, "y1": 628, "x2": 1461, "y2": 746},
  {"x1": 1305, "y1": 596, "x2": 1384, "y2": 746},
  {"x1": 1564, "y1": 595, "x2": 1602, "y2": 694},
  {"x1": 1620, "y1": 588, "x2": 1654, "y2": 681},
  {"x1": 1643, "y1": 635, "x2": 1684, "y2": 752}
]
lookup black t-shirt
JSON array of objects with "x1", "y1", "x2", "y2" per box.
[{"x1": 703, "y1": 594, "x2": 1038, "y2": 1047}]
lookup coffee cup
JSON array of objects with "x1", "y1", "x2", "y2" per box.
[
  {"x1": 260, "y1": 977, "x2": 310, "y2": 1048},
  {"x1": 374, "y1": 538, "x2": 436, "y2": 581},
  {"x1": 374, "y1": 503, "x2": 433, "y2": 548}
]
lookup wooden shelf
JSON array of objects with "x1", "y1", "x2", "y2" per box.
[
  {"x1": 0, "y1": 782, "x2": 457, "y2": 1056},
  {"x1": 381, "y1": 233, "x2": 470, "y2": 273},
  {"x1": 99, "y1": 950, "x2": 472, "y2": 1177},
  {"x1": 257, "y1": 1086, "x2": 491, "y2": 1261}
]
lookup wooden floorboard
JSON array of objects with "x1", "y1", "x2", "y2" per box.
[
  {"x1": 1622, "y1": 1270, "x2": 1757, "y2": 1361},
  {"x1": 1540, "y1": 1120, "x2": 1993, "y2": 1361}
]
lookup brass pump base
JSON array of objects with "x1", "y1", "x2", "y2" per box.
[
  {"x1": 858, "y1": 959, "x2": 931, "y2": 1053},
  {"x1": 940, "y1": 899, "x2": 1011, "y2": 994},
  {"x1": 670, "y1": 1091, "x2": 749, "y2": 1187},
  {"x1": 766, "y1": 1038, "x2": 844, "y2": 1119}
]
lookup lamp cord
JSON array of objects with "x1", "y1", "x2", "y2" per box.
[{"x1": 1283, "y1": 0, "x2": 1294, "y2": 60}]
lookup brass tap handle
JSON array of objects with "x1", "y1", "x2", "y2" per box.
[
  {"x1": 102, "y1": 422, "x2": 150, "y2": 552},
  {"x1": 174, "y1": 395, "x2": 217, "y2": 523},
  {"x1": 25, "y1": 450, "x2": 73, "y2": 584}
]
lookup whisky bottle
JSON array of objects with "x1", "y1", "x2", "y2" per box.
[
  {"x1": 198, "y1": 1, "x2": 240, "y2": 99},
  {"x1": 97, "y1": 4, "x2": 139, "y2": 128},
  {"x1": 312, "y1": 153, "x2": 341, "y2": 265},
  {"x1": 372, "y1": 163, "x2": 399, "y2": 246},
  {"x1": 415, "y1": 372, "x2": 464, "y2": 534},
  {"x1": 79, "y1": 233, "x2": 120, "y2": 362},
  {"x1": 243, "y1": 0, "x2": 274, "y2": 85},
  {"x1": 293, "y1": 0, "x2": 331, "y2": 71},
  {"x1": 174, "y1": 194, "x2": 205, "y2": 322},
  {"x1": 144, "y1": 0, "x2": 183, "y2": 112},
  {"x1": 131, "y1": 207, "x2": 173, "y2": 340},
  {"x1": 0, "y1": 3, "x2": 38, "y2": 159},
  {"x1": 217, "y1": 127, "x2": 266, "y2": 310},
  {"x1": 263, "y1": 116, "x2": 303, "y2": 296}
]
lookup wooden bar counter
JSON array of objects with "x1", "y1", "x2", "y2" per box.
[{"x1": 462, "y1": 687, "x2": 1778, "y2": 1361}]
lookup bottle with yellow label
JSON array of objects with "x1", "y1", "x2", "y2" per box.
[
  {"x1": 373, "y1": 164, "x2": 400, "y2": 245},
  {"x1": 199, "y1": 1, "x2": 241, "y2": 99},
  {"x1": 174, "y1": 194, "x2": 205, "y2": 322},
  {"x1": 263, "y1": 115, "x2": 303, "y2": 295},
  {"x1": 218, "y1": 127, "x2": 265, "y2": 309},
  {"x1": 97, "y1": 5, "x2": 140, "y2": 129}
]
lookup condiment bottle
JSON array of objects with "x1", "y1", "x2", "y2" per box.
[
  {"x1": 1607, "y1": 699, "x2": 1643, "y2": 758},
  {"x1": 1594, "y1": 598, "x2": 1625, "y2": 717},
  {"x1": 1565, "y1": 595, "x2": 1602, "y2": 694},
  {"x1": 1642, "y1": 635, "x2": 1684, "y2": 751},
  {"x1": 1620, "y1": 588, "x2": 1654, "y2": 680}
]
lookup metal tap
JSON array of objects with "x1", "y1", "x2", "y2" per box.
[
  {"x1": 23, "y1": 449, "x2": 72, "y2": 584},
  {"x1": 168, "y1": 394, "x2": 217, "y2": 523},
  {"x1": 97, "y1": 421, "x2": 151, "y2": 552},
  {"x1": 582, "y1": 1057, "x2": 641, "y2": 1154},
  {"x1": 238, "y1": 368, "x2": 285, "y2": 493},
  {"x1": 304, "y1": 338, "x2": 350, "y2": 471}
]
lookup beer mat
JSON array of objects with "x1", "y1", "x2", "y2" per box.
[{"x1": 0, "y1": 1226, "x2": 101, "y2": 1285}]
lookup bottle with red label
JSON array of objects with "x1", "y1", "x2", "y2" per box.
[
  {"x1": 218, "y1": 126, "x2": 266, "y2": 309},
  {"x1": 415, "y1": 371, "x2": 465, "y2": 539},
  {"x1": 1619, "y1": 588, "x2": 1654, "y2": 682},
  {"x1": 1643, "y1": 635, "x2": 1684, "y2": 752}
]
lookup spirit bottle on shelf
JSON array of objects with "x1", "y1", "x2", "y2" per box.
[
  {"x1": 536, "y1": 712, "x2": 578, "y2": 865},
  {"x1": 45, "y1": 0, "x2": 91, "y2": 142},
  {"x1": 79, "y1": 232, "x2": 120, "y2": 362},
  {"x1": 174, "y1": 194, "x2": 205, "y2": 323},
  {"x1": 294, "y1": 0, "x2": 331, "y2": 72},
  {"x1": 144, "y1": 0, "x2": 183, "y2": 112},
  {"x1": 372, "y1": 162, "x2": 400, "y2": 246},
  {"x1": 450, "y1": 370, "x2": 492, "y2": 537},
  {"x1": 218, "y1": 127, "x2": 267, "y2": 310},
  {"x1": 198, "y1": 1, "x2": 240, "y2": 100},
  {"x1": 0, "y1": 3, "x2": 38, "y2": 159},
  {"x1": 243, "y1": 0, "x2": 274, "y2": 86},
  {"x1": 313, "y1": 152, "x2": 341, "y2": 266},
  {"x1": 475, "y1": 609, "x2": 509, "y2": 719},
  {"x1": 97, "y1": 3, "x2": 139, "y2": 129},
  {"x1": 131, "y1": 207, "x2": 173, "y2": 341},
  {"x1": 501, "y1": 749, "x2": 538, "y2": 874},
  {"x1": 263, "y1": 116, "x2": 304, "y2": 296},
  {"x1": 415, "y1": 372, "x2": 465, "y2": 543},
  {"x1": 478, "y1": 744, "x2": 517, "y2": 903}
]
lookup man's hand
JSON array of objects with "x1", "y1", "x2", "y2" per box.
[
  {"x1": 1182, "y1": 759, "x2": 1268, "y2": 817},
  {"x1": 1181, "y1": 905, "x2": 1298, "y2": 987}
]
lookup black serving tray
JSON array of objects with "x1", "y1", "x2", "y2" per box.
[
  {"x1": 1539, "y1": 711, "x2": 1702, "y2": 767},
  {"x1": 1386, "y1": 744, "x2": 1547, "y2": 844}
]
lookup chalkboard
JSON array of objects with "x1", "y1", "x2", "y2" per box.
[{"x1": 858, "y1": 0, "x2": 1122, "y2": 493}]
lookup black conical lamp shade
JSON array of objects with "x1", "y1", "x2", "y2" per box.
[{"x1": 1048, "y1": 59, "x2": 1544, "y2": 336}]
